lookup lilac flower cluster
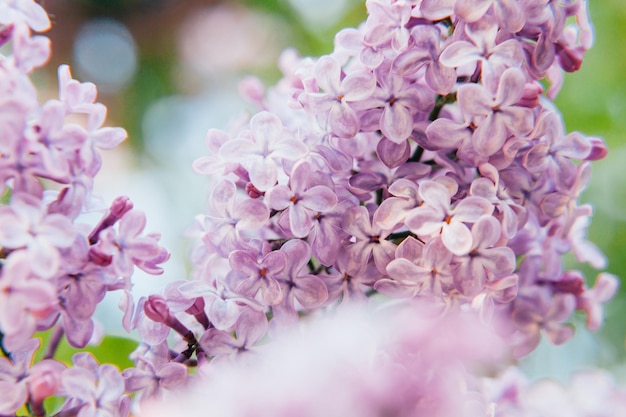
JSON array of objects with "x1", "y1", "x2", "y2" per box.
[
  {"x1": 0, "y1": 0, "x2": 622, "y2": 416},
  {"x1": 139, "y1": 0, "x2": 618, "y2": 369},
  {"x1": 0, "y1": 2, "x2": 168, "y2": 415}
]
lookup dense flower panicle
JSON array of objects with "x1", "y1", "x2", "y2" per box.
[
  {"x1": 0, "y1": 0, "x2": 620, "y2": 415},
  {"x1": 0, "y1": 1, "x2": 169, "y2": 413},
  {"x1": 152, "y1": 0, "x2": 616, "y2": 375}
]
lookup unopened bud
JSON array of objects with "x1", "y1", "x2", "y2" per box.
[
  {"x1": 144, "y1": 295, "x2": 171, "y2": 324},
  {"x1": 586, "y1": 137, "x2": 608, "y2": 161},
  {"x1": 246, "y1": 182, "x2": 264, "y2": 198},
  {"x1": 88, "y1": 196, "x2": 134, "y2": 244},
  {"x1": 88, "y1": 247, "x2": 112, "y2": 266}
]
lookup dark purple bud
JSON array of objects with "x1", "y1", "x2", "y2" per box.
[
  {"x1": 88, "y1": 247, "x2": 112, "y2": 266},
  {"x1": 517, "y1": 82, "x2": 543, "y2": 108},
  {"x1": 88, "y1": 196, "x2": 134, "y2": 244},
  {"x1": 144, "y1": 295, "x2": 171, "y2": 324},
  {"x1": 0, "y1": 24, "x2": 13, "y2": 47},
  {"x1": 556, "y1": 43, "x2": 583, "y2": 73},
  {"x1": 246, "y1": 182, "x2": 264, "y2": 198},
  {"x1": 551, "y1": 273, "x2": 585, "y2": 296},
  {"x1": 145, "y1": 295, "x2": 196, "y2": 340},
  {"x1": 186, "y1": 297, "x2": 211, "y2": 330},
  {"x1": 586, "y1": 137, "x2": 608, "y2": 161}
]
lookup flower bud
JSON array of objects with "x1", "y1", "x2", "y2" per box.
[{"x1": 144, "y1": 295, "x2": 171, "y2": 324}]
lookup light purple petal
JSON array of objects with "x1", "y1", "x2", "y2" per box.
[
  {"x1": 236, "y1": 308, "x2": 268, "y2": 345},
  {"x1": 439, "y1": 41, "x2": 481, "y2": 68},
  {"x1": 454, "y1": 0, "x2": 493, "y2": 22},
  {"x1": 392, "y1": 49, "x2": 431, "y2": 75},
  {"x1": 406, "y1": 206, "x2": 444, "y2": 235},
  {"x1": 419, "y1": 181, "x2": 451, "y2": 215},
  {"x1": 200, "y1": 328, "x2": 238, "y2": 356},
  {"x1": 341, "y1": 72, "x2": 376, "y2": 101},
  {"x1": 293, "y1": 275, "x2": 329, "y2": 309},
  {"x1": 30, "y1": 239, "x2": 60, "y2": 278},
  {"x1": 471, "y1": 216, "x2": 501, "y2": 249},
  {"x1": 289, "y1": 205, "x2": 314, "y2": 238},
  {"x1": 424, "y1": 118, "x2": 470, "y2": 150},
  {"x1": 381, "y1": 103, "x2": 413, "y2": 144},
  {"x1": 420, "y1": 0, "x2": 454, "y2": 20},
  {"x1": 156, "y1": 363, "x2": 187, "y2": 390},
  {"x1": 235, "y1": 199, "x2": 269, "y2": 230},
  {"x1": 374, "y1": 197, "x2": 413, "y2": 230},
  {"x1": 386, "y1": 257, "x2": 423, "y2": 280},
  {"x1": 442, "y1": 221, "x2": 473, "y2": 255},
  {"x1": 208, "y1": 298, "x2": 240, "y2": 330},
  {"x1": 496, "y1": 68, "x2": 526, "y2": 107},
  {"x1": 376, "y1": 137, "x2": 411, "y2": 168},
  {"x1": 473, "y1": 114, "x2": 507, "y2": 156},
  {"x1": 119, "y1": 210, "x2": 146, "y2": 239},
  {"x1": 329, "y1": 102, "x2": 360, "y2": 138},
  {"x1": 315, "y1": 56, "x2": 342, "y2": 94},
  {"x1": 301, "y1": 185, "x2": 338, "y2": 211},
  {"x1": 453, "y1": 196, "x2": 493, "y2": 223},
  {"x1": 209, "y1": 179, "x2": 236, "y2": 218},
  {"x1": 495, "y1": 0, "x2": 525, "y2": 32},
  {"x1": 458, "y1": 84, "x2": 493, "y2": 118},
  {"x1": 425, "y1": 61, "x2": 456, "y2": 94},
  {"x1": 250, "y1": 111, "x2": 283, "y2": 147},
  {"x1": 248, "y1": 157, "x2": 277, "y2": 191}
]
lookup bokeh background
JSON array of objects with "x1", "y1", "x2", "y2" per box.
[{"x1": 35, "y1": 0, "x2": 626, "y2": 380}]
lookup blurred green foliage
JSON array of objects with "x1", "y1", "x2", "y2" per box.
[{"x1": 35, "y1": 330, "x2": 137, "y2": 370}]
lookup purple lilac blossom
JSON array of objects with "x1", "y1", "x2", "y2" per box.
[
  {"x1": 0, "y1": 1, "x2": 168, "y2": 412},
  {"x1": 169, "y1": 0, "x2": 614, "y2": 371},
  {"x1": 0, "y1": 0, "x2": 619, "y2": 415}
]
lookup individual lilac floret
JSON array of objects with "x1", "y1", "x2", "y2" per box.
[
  {"x1": 265, "y1": 160, "x2": 338, "y2": 238},
  {"x1": 272, "y1": 240, "x2": 329, "y2": 328},
  {"x1": 0, "y1": 251, "x2": 57, "y2": 350},
  {"x1": 406, "y1": 180, "x2": 493, "y2": 256},
  {"x1": 453, "y1": 216, "x2": 516, "y2": 297},
  {"x1": 456, "y1": 67, "x2": 534, "y2": 157},
  {"x1": 229, "y1": 243, "x2": 287, "y2": 306},
  {"x1": 203, "y1": 178, "x2": 269, "y2": 256},
  {"x1": 439, "y1": 18, "x2": 525, "y2": 84},
  {"x1": 454, "y1": 0, "x2": 525, "y2": 33},
  {"x1": 366, "y1": 61, "x2": 434, "y2": 143},
  {"x1": 61, "y1": 353, "x2": 130, "y2": 417},
  {"x1": 299, "y1": 56, "x2": 376, "y2": 138},
  {"x1": 377, "y1": 236, "x2": 454, "y2": 298},
  {"x1": 364, "y1": 0, "x2": 412, "y2": 53},
  {"x1": 0, "y1": 338, "x2": 65, "y2": 416},
  {"x1": 95, "y1": 209, "x2": 169, "y2": 279},
  {"x1": 199, "y1": 307, "x2": 268, "y2": 362},
  {"x1": 0, "y1": 193, "x2": 75, "y2": 278},
  {"x1": 392, "y1": 25, "x2": 456, "y2": 95},
  {"x1": 122, "y1": 356, "x2": 187, "y2": 405},
  {"x1": 218, "y1": 111, "x2": 308, "y2": 191},
  {"x1": 339, "y1": 205, "x2": 396, "y2": 275}
]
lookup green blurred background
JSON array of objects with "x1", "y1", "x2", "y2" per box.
[{"x1": 37, "y1": 0, "x2": 626, "y2": 379}]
